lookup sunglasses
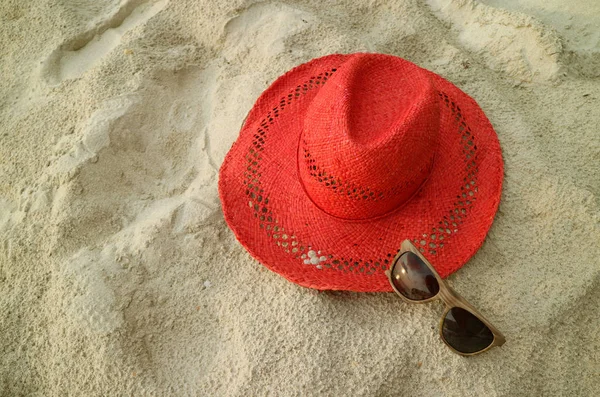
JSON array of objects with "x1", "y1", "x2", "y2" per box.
[{"x1": 386, "y1": 240, "x2": 505, "y2": 355}]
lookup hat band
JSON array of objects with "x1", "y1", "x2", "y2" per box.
[
  {"x1": 297, "y1": 141, "x2": 437, "y2": 222},
  {"x1": 298, "y1": 137, "x2": 437, "y2": 221}
]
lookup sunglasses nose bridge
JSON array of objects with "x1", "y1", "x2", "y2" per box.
[{"x1": 436, "y1": 280, "x2": 458, "y2": 303}]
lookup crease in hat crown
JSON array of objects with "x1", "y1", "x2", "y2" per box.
[{"x1": 299, "y1": 53, "x2": 441, "y2": 220}]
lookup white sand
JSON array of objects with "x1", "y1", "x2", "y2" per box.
[{"x1": 1, "y1": 0, "x2": 599, "y2": 395}]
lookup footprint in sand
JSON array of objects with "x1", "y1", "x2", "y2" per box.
[
  {"x1": 426, "y1": 0, "x2": 563, "y2": 83},
  {"x1": 42, "y1": 0, "x2": 168, "y2": 85},
  {"x1": 223, "y1": 2, "x2": 315, "y2": 60}
]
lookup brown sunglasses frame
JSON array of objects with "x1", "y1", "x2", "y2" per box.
[{"x1": 385, "y1": 240, "x2": 506, "y2": 356}]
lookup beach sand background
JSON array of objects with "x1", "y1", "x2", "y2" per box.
[{"x1": 1, "y1": 0, "x2": 599, "y2": 395}]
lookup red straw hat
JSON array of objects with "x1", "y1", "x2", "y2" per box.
[{"x1": 219, "y1": 53, "x2": 503, "y2": 292}]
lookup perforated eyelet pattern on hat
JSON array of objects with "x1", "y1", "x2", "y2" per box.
[
  {"x1": 219, "y1": 53, "x2": 503, "y2": 291},
  {"x1": 301, "y1": 142, "x2": 433, "y2": 204},
  {"x1": 242, "y1": 77, "x2": 480, "y2": 275},
  {"x1": 243, "y1": 69, "x2": 338, "y2": 269},
  {"x1": 412, "y1": 91, "x2": 480, "y2": 256}
]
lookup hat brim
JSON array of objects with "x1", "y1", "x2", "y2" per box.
[{"x1": 219, "y1": 53, "x2": 503, "y2": 292}]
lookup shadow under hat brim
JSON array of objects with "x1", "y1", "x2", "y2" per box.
[{"x1": 219, "y1": 53, "x2": 503, "y2": 292}]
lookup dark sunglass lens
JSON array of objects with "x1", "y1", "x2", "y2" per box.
[
  {"x1": 442, "y1": 307, "x2": 494, "y2": 354},
  {"x1": 390, "y1": 252, "x2": 440, "y2": 301}
]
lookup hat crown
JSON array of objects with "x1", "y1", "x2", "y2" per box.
[{"x1": 299, "y1": 54, "x2": 440, "y2": 220}]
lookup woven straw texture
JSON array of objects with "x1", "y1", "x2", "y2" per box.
[{"x1": 219, "y1": 53, "x2": 503, "y2": 292}]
